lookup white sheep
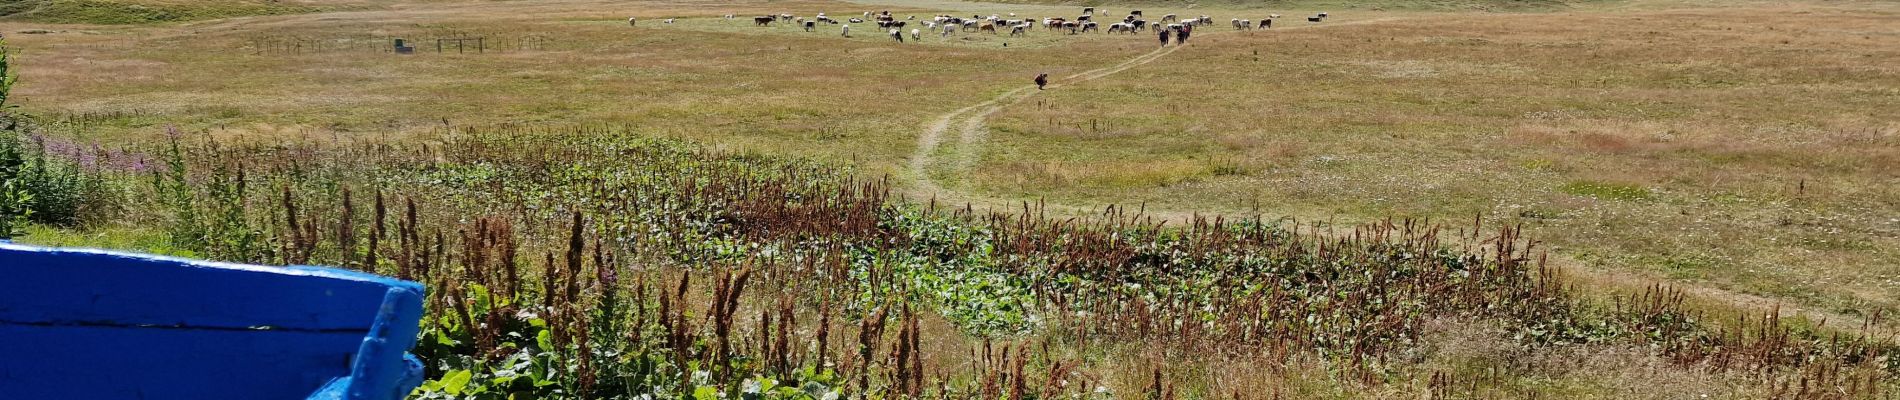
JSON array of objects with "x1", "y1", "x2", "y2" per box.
[
  {"x1": 627, "y1": 17, "x2": 637, "y2": 26},
  {"x1": 890, "y1": 28, "x2": 904, "y2": 42},
  {"x1": 842, "y1": 24, "x2": 851, "y2": 36},
  {"x1": 664, "y1": 18, "x2": 675, "y2": 24}
]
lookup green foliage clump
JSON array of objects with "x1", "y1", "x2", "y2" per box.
[{"x1": 0, "y1": 38, "x2": 126, "y2": 238}]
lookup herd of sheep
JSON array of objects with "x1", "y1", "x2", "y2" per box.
[{"x1": 626, "y1": 7, "x2": 1330, "y2": 43}]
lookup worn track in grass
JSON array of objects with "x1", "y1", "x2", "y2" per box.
[{"x1": 907, "y1": 17, "x2": 1402, "y2": 206}]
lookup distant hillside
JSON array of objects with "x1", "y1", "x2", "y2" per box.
[
  {"x1": 984, "y1": 0, "x2": 1608, "y2": 11},
  {"x1": 0, "y1": 0, "x2": 339, "y2": 24}
]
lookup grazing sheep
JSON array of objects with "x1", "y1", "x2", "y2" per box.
[
  {"x1": 1269, "y1": 14, "x2": 1282, "y2": 19},
  {"x1": 1130, "y1": 10, "x2": 1143, "y2": 17},
  {"x1": 664, "y1": 18, "x2": 675, "y2": 24},
  {"x1": 804, "y1": 21, "x2": 816, "y2": 31},
  {"x1": 724, "y1": 14, "x2": 734, "y2": 20},
  {"x1": 1083, "y1": 7, "x2": 1094, "y2": 14},
  {"x1": 1259, "y1": 18, "x2": 1272, "y2": 29},
  {"x1": 1161, "y1": 14, "x2": 1177, "y2": 22},
  {"x1": 1318, "y1": 12, "x2": 1329, "y2": 18},
  {"x1": 1307, "y1": 16, "x2": 1322, "y2": 22},
  {"x1": 1232, "y1": 18, "x2": 1243, "y2": 29},
  {"x1": 1108, "y1": 22, "x2": 1134, "y2": 34},
  {"x1": 849, "y1": 18, "x2": 864, "y2": 23},
  {"x1": 842, "y1": 24, "x2": 851, "y2": 36},
  {"x1": 753, "y1": 16, "x2": 774, "y2": 26},
  {"x1": 778, "y1": 13, "x2": 794, "y2": 22},
  {"x1": 890, "y1": 28, "x2": 904, "y2": 42},
  {"x1": 1132, "y1": 20, "x2": 1148, "y2": 30},
  {"x1": 1078, "y1": 14, "x2": 1092, "y2": 22},
  {"x1": 911, "y1": 28, "x2": 920, "y2": 40},
  {"x1": 627, "y1": 17, "x2": 637, "y2": 26},
  {"x1": 980, "y1": 21, "x2": 997, "y2": 34},
  {"x1": 1009, "y1": 23, "x2": 1029, "y2": 36},
  {"x1": 817, "y1": 16, "x2": 836, "y2": 24},
  {"x1": 963, "y1": 20, "x2": 981, "y2": 32},
  {"x1": 1080, "y1": 21, "x2": 1099, "y2": 33},
  {"x1": 942, "y1": 23, "x2": 956, "y2": 37}
]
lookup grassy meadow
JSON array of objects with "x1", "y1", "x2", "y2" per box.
[{"x1": 2, "y1": 0, "x2": 1897, "y2": 398}]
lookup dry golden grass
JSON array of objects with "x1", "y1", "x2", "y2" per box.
[{"x1": 975, "y1": 3, "x2": 1900, "y2": 324}]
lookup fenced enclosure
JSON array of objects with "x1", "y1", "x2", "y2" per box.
[{"x1": 244, "y1": 33, "x2": 558, "y2": 56}]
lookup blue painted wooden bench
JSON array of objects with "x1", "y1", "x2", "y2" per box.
[{"x1": 0, "y1": 243, "x2": 427, "y2": 400}]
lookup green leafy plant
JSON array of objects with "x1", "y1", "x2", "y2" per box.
[{"x1": 0, "y1": 34, "x2": 14, "y2": 110}]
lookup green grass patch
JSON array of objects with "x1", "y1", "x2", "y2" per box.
[{"x1": 1560, "y1": 180, "x2": 1651, "y2": 201}]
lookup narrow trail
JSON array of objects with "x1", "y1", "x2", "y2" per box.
[
  {"x1": 908, "y1": 44, "x2": 1183, "y2": 201},
  {"x1": 907, "y1": 17, "x2": 1399, "y2": 205}
]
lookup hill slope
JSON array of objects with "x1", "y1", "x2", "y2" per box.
[{"x1": 0, "y1": 0, "x2": 339, "y2": 24}]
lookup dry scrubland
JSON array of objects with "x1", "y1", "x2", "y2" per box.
[{"x1": 3, "y1": 0, "x2": 1899, "y2": 398}]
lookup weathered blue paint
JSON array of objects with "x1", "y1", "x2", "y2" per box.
[{"x1": 0, "y1": 243, "x2": 426, "y2": 400}]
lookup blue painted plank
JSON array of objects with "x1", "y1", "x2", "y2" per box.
[
  {"x1": 0, "y1": 244, "x2": 418, "y2": 331},
  {"x1": 0, "y1": 243, "x2": 427, "y2": 400},
  {"x1": 0, "y1": 323, "x2": 364, "y2": 399}
]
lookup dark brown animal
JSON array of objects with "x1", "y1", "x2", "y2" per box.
[{"x1": 754, "y1": 16, "x2": 775, "y2": 26}]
